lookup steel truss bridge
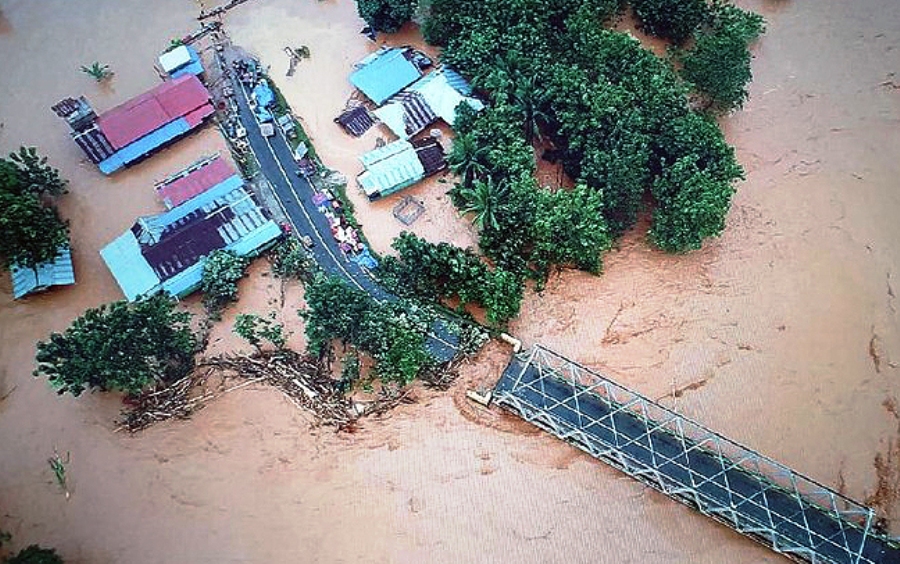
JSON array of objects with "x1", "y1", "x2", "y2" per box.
[{"x1": 493, "y1": 345, "x2": 900, "y2": 564}]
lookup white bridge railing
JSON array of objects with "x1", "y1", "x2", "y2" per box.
[{"x1": 493, "y1": 345, "x2": 893, "y2": 564}]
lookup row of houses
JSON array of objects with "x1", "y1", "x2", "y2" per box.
[
  {"x1": 15, "y1": 46, "x2": 279, "y2": 303},
  {"x1": 339, "y1": 47, "x2": 484, "y2": 201},
  {"x1": 101, "y1": 155, "x2": 281, "y2": 301}
]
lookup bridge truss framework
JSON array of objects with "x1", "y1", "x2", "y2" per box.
[{"x1": 492, "y1": 345, "x2": 897, "y2": 564}]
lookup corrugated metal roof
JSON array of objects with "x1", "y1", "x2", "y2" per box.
[
  {"x1": 335, "y1": 106, "x2": 375, "y2": 137},
  {"x1": 98, "y1": 118, "x2": 192, "y2": 174},
  {"x1": 410, "y1": 66, "x2": 484, "y2": 127},
  {"x1": 96, "y1": 75, "x2": 210, "y2": 149},
  {"x1": 159, "y1": 46, "x2": 194, "y2": 73},
  {"x1": 359, "y1": 138, "x2": 414, "y2": 167},
  {"x1": 101, "y1": 176, "x2": 280, "y2": 302},
  {"x1": 159, "y1": 46, "x2": 203, "y2": 78},
  {"x1": 413, "y1": 137, "x2": 447, "y2": 175},
  {"x1": 358, "y1": 139, "x2": 425, "y2": 200},
  {"x1": 349, "y1": 48, "x2": 422, "y2": 105},
  {"x1": 72, "y1": 125, "x2": 115, "y2": 164},
  {"x1": 100, "y1": 231, "x2": 161, "y2": 301},
  {"x1": 157, "y1": 156, "x2": 235, "y2": 209},
  {"x1": 374, "y1": 91, "x2": 437, "y2": 139},
  {"x1": 11, "y1": 248, "x2": 76, "y2": 299}
]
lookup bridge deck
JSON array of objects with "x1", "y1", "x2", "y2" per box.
[{"x1": 493, "y1": 346, "x2": 899, "y2": 564}]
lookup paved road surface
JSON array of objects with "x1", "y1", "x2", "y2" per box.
[{"x1": 229, "y1": 71, "x2": 459, "y2": 362}]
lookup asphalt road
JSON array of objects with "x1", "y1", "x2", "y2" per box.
[
  {"x1": 229, "y1": 72, "x2": 459, "y2": 362},
  {"x1": 494, "y1": 355, "x2": 900, "y2": 564}
]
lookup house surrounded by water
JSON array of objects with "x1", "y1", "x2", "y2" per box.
[
  {"x1": 100, "y1": 156, "x2": 281, "y2": 301},
  {"x1": 52, "y1": 74, "x2": 214, "y2": 175}
]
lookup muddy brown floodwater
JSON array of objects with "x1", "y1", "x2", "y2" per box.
[{"x1": 0, "y1": 0, "x2": 898, "y2": 562}]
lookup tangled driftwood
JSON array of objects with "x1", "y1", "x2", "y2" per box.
[{"x1": 117, "y1": 350, "x2": 436, "y2": 433}]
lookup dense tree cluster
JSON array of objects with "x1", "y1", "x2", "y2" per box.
[
  {"x1": 4, "y1": 545, "x2": 65, "y2": 564},
  {"x1": 302, "y1": 276, "x2": 434, "y2": 385},
  {"x1": 378, "y1": 232, "x2": 524, "y2": 326},
  {"x1": 424, "y1": 0, "x2": 757, "y2": 270},
  {"x1": 356, "y1": 0, "x2": 416, "y2": 33},
  {"x1": 630, "y1": 0, "x2": 709, "y2": 44},
  {"x1": 34, "y1": 294, "x2": 196, "y2": 397},
  {"x1": 678, "y1": 4, "x2": 766, "y2": 112},
  {"x1": 0, "y1": 147, "x2": 69, "y2": 270}
]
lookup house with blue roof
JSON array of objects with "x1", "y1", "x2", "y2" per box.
[
  {"x1": 373, "y1": 66, "x2": 485, "y2": 139},
  {"x1": 100, "y1": 159, "x2": 281, "y2": 301},
  {"x1": 357, "y1": 137, "x2": 446, "y2": 201},
  {"x1": 349, "y1": 47, "x2": 424, "y2": 105},
  {"x1": 10, "y1": 247, "x2": 76, "y2": 300}
]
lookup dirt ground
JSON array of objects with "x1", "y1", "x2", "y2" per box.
[{"x1": 0, "y1": 0, "x2": 898, "y2": 562}]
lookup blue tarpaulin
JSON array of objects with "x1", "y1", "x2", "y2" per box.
[
  {"x1": 352, "y1": 248, "x2": 378, "y2": 270},
  {"x1": 253, "y1": 81, "x2": 275, "y2": 122}
]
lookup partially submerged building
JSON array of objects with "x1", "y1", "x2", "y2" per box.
[
  {"x1": 374, "y1": 66, "x2": 484, "y2": 139},
  {"x1": 357, "y1": 137, "x2": 446, "y2": 201},
  {"x1": 52, "y1": 74, "x2": 214, "y2": 175},
  {"x1": 100, "y1": 156, "x2": 281, "y2": 301},
  {"x1": 158, "y1": 45, "x2": 205, "y2": 79},
  {"x1": 349, "y1": 47, "x2": 429, "y2": 105},
  {"x1": 10, "y1": 248, "x2": 75, "y2": 300}
]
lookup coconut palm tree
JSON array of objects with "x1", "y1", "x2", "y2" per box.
[
  {"x1": 80, "y1": 62, "x2": 113, "y2": 83},
  {"x1": 448, "y1": 132, "x2": 489, "y2": 188},
  {"x1": 456, "y1": 177, "x2": 507, "y2": 231},
  {"x1": 511, "y1": 75, "x2": 550, "y2": 147}
]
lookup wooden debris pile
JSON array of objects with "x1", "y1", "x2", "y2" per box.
[
  {"x1": 118, "y1": 350, "x2": 357, "y2": 433},
  {"x1": 205, "y1": 351, "x2": 355, "y2": 427}
]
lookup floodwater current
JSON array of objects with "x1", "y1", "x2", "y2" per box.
[{"x1": 0, "y1": 0, "x2": 897, "y2": 562}]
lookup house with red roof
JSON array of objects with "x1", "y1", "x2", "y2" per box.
[{"x1": 52, "y1": 74, "x2": 214, "y2": 175}]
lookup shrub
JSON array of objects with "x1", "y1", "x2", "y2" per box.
[{"x1": 201, "y1": 250, "x2": 250, "y2": 317}]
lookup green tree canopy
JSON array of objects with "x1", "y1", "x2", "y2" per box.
[
  {"x1": 356, "y1": 0, "x2": 416, "y2": 33},
  {"x1": 0, "y1": 147, "x2": 70, "y2": 271},
  {"x1": 302, "y1": 276, "x2": 434, "y2": 384},
  {"x1": 378, "y1": 232, "x2": 524, "y2": 326},
  {"x1": 201, "y1": 250, "x2": 250, "y2": 316},
  {"x1": 233, "y1": 313, "x2": 287, "y2": 351},
  {"x1": 5, "y1": 545, "x2": 64, "y2": 564},
  {"x1": 678, "y1": 4, "x2": 766, "y2": 113},
  {"x1": 0, "y1": 191, "x2": 69, "y2": 270},
  {"x1": 34, "y1": 294, "x2": 196, "y2": 397},
  {"x1": 3, "y1": 146, "x2": 68, "y2": 198},
  {"x1": 649, "y1": 155, "x2": 736, "y2": 252},
  {"x1": 630, "y1": 0, "x2": 710, "y2": 44}
]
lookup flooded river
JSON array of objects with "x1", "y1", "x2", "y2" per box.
[{"x1": 0, "y1": 0, "x2": 897, "y2": 562}]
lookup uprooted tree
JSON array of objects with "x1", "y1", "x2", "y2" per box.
[{"x1": 34, "y1": 294, "x2": 196, "y2": 397}]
